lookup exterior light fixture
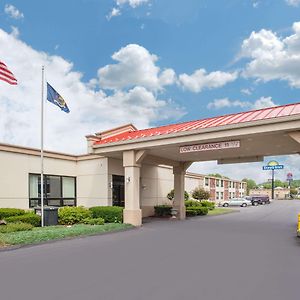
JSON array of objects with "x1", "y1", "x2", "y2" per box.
[{"x1": 126, "y1": 177, "x2": 131, "y2": 183}]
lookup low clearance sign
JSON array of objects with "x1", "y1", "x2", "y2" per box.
[{"x1": 180, "y1": 140, "x2": 240, "y2": 154}]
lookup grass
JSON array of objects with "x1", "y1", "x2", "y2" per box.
[
  {"x1": 207, "y1": 208, "x2": 236, "y2": 216},
  {"x1": 0, "y1": 223, "x2": 132, "y2": 246}
]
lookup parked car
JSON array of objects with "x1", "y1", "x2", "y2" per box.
[
  {"x1": 219, "y1": 198, "x2": 252, "y2": 207},
  {"x1": 245, "y1": 195, "x2": 270, "y2": 206}
]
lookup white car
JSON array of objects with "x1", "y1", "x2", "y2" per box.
[{"x1": 220, "y1": 198, "x2": 252, "y2": 207}]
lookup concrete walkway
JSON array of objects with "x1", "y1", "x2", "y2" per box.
[{"x1": 0, "y1": 200, "x2": 300, "y2": 300}]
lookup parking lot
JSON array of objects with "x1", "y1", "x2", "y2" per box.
[{"x1": 0, "y1": 200, "x2": 300, "y2": 300}]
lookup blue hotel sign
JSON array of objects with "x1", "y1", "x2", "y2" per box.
[{"x1": 262, "y1": 160, "x2": 284, "y2": 170}]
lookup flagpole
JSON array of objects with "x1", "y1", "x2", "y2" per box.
[{"x1": 41, "y1": 66, "x2": 45, "y2": 227}]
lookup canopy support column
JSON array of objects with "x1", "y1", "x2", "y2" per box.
[
  {"x1": 123, "y1": 150, "x2": 146, "y2": 226},
  {"x1": 173, "y1": 162, "x2": 192, "y2": 220}
]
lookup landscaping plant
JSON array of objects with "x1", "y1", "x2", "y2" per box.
[
  {"x1": 0, "y1": 222, "x2": 33, "y2": 234},
  {"x1": 154, "y1": 205, "x2": 172, "y2": 217},
  {"x1": 89, "y1": 206, "x2": 123, "y2": 223},
  {"x1": 5, "y1": 213, "x2": 41, "y2": 227},
  {"x1": 192, "y1": 187, "x2": 210, "y2": 201},
  {"x1": 0, "y1": 208, "x2": 26, "y2": 219},
  {"x1": 58, "y1": 206, "x2": 92, "y2": 225}
]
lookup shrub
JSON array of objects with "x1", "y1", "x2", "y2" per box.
[
  {"x1": 0, "y1": 208, "x2": 26, "y2": 219},
  {"x1": 200, "y1": 200, "x2": 215, "y2": 210},
  {"x1": 167, "y1": 189, "x2": 189, "y2": 201},
  {"x1": 185, "y1": 200, "x2": 202, "y2": 207},
  {"x1": 154, "y1": 205, "x2": 172, "y2": 217},
  {"x1": 192, "y1": 188, "x2": 210, "y2": 201},
  {"x1": 58, "y1": 206, "x2": 92, "y2": 225},
  {"x1": 186, "y1": 209, "x2": 198, "y2": 217},
  {"x1": 186, "y1": 206, "x2": 209, "y2": 217},
  {"x1": 89, "y1": 206, "x2": 123, "y2": 223},
  {"x1": 5, "y1": 213, "x2": 41, "y2": 227},
  {"x1": 82, "y1": 218, "x2": 105, "y2": 225},
  {"x1": 0, "y1": 222, "x2": 33, "y2": 233}
]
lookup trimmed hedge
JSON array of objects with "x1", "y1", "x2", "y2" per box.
[
  {"x1": 186, "y1": 209, "x2": 198, "y2": 216},
  {"x1": 0, "y1": 208, "x2": 26, "y2": 219},
  {"x1": 185, "y1": 200, "x2": 202, "y2": 207},
  {"x1": 186, "y1": 206, "x2": 209, "y2": 217},
  {"x1": 5, "y1": 213, "x2": 41, "y2": 227},
  {"x1": 89, "y1": 206, "x2": 123, "y2": 223},
  {"x1": 154, "y1": 205, "x2": 172, "y2": 217},
  {"x1": 82, "y1": 218, "x2": 105, "y2": 225},
  {"x1": 0, "y1": 222, "x2": 33, "y2": 233},
  {"x1": 58, "y1": 206, "x2": 92, "y2": 225},
  {"x1": 200, "y1": 200, "x2": 215, "y2": 210}
]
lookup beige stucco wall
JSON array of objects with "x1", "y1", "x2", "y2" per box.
[
  {"x1": 185, "y1": 175, "x2": 204, "y2": 194},
  {"x1": 0, "y1": 148, "x2": 110, "y2": 209},
  {"x1": 0, "y1": 150, "x2": 76, "y2": 209},
  {"x1": 77, "y1": 157, "x2": 109, "y2": 207},
  {"x1": 249, "y1": 188, "x2": 290, "y2": 199}
]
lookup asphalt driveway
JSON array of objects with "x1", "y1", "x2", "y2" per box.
[{"x1": 1, "y1": 200, "x2": 300, "y2": 300}]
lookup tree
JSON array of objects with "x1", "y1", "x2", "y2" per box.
[
  {"x1": 260, "y1": 179, "x2": 288, "y2": 189},
  {"x1": 242, "y1": 178, "x2": 257, "y2": 195},
  {"x1": 192, "y1": 187, "x2": 210, "y2": 201},
  {"x1": 167, "y1": 189, "x2": 189, "y2": 201},
  {"x1": 208, "y1": 173, "x2": 222, "y2": 178}
]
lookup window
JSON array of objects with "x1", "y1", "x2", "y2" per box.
[
  {"x1": 29, "y1": 174, "x2": 76, "y2": 207},
  {"x1": 221, "y1": 180, "x2": 224, "y2": 187},
  {"x1": 216, "y1": 180, "x2": 220, "y2": 187},
  {"x1": 221, "y1": 192, "x2": 224, "y2": 200},
  {"x1": 205, "y1": 178, "x2": 209, "y2": 186}
]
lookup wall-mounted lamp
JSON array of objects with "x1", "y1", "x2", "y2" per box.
[
  {"x1": 126, "y1": 177, "x2": 131, "y2": 183},
  {"x1": 109, "y1": 182, "x2": 113, "y2": 189},
  {"x1": 141, "y1": 184, "x2": 147, "y2": 190}
]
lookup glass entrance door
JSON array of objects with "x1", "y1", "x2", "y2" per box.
[{"x1": 112, "y1": 175, "x2": 125, "y2": 207}]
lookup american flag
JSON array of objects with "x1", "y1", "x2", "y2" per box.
[{"x1": 0, "y1": 60, "x2": 17, "y2": 85}]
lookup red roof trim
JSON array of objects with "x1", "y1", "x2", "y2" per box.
[{"x1": 94, "y1": 102, "x2": 300, "y2": 146}]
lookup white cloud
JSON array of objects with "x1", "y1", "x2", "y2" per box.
[
  {"x1": 179, "y1": 69, "x2": 238, "y2": 93},
  {"x1": 240, "y1": 21, "x2": 300, "y2": 88},
  {"x1": 106, "y1": 7, "x2": 121, "y2": 20},
  {"x1": 10, "y1": 26, "x2": 19, "y2": 38},
  {"x1": 252, "y1": 96, "x2": 277, "y2": 109},
  {"x1": 207, "y1": 98, "x2": 249, "y2": 110},
  {"x1": 207, "y1": 96, "x2": 277, "y2": 110},
  {"x1": 98, "y1": 44, "x2": 176, "y2": 91},
  {"x1": 253, "y1": 1, "x2": 259, "y2": 8},
  {"x1": 0, "y1": 29, "x2": 184, "y2": 154},
  {"x1": 4, "y1": 4, "x2": 24, "y2": 19},
  {"x1": 241, "y1": 88, "x2": 252, "y2": 95},
  {"x1": 107, "y1": 0, "x2": 150, "y2": 19},
  {"x1": 285, "y1": 0, "x2": 300, "y2": 7},
  {"x1": 116, "y1": 0, "x2": 149, "y2": 8}
]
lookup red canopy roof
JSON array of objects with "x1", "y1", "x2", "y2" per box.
[{"x1": 94, "y1": 102, "x2": 300, "y2": 146}]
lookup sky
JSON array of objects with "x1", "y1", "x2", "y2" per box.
[{"x1": 1, "y1": 0, "x2": 300, "y2": 183}]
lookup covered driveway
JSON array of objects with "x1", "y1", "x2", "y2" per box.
[{"x1": 90, "y1": 102, "x2": 300, "y2": 225}]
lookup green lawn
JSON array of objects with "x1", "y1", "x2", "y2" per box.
[
  {"x1": 207, "y1": 208, "x2": 237, "y2": 216},
  {"x1": 0, "y1": 223, "x2": 132, "y2": 246}
]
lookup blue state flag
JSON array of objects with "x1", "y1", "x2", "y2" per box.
[{"x1": 47, "y1": 83, "x2": 70, "y2": 113}]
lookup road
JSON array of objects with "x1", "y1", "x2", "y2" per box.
[{"x1": 1, "y1": 200, "x2": 300, "y2": 300}]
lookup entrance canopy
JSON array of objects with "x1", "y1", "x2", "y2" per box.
[
  {"x1": 91, "y1": 102, "x2": 300, "y2": 165},
  {"x1": 89, "y1": 102, "x2": 300, "y2": 226}
]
